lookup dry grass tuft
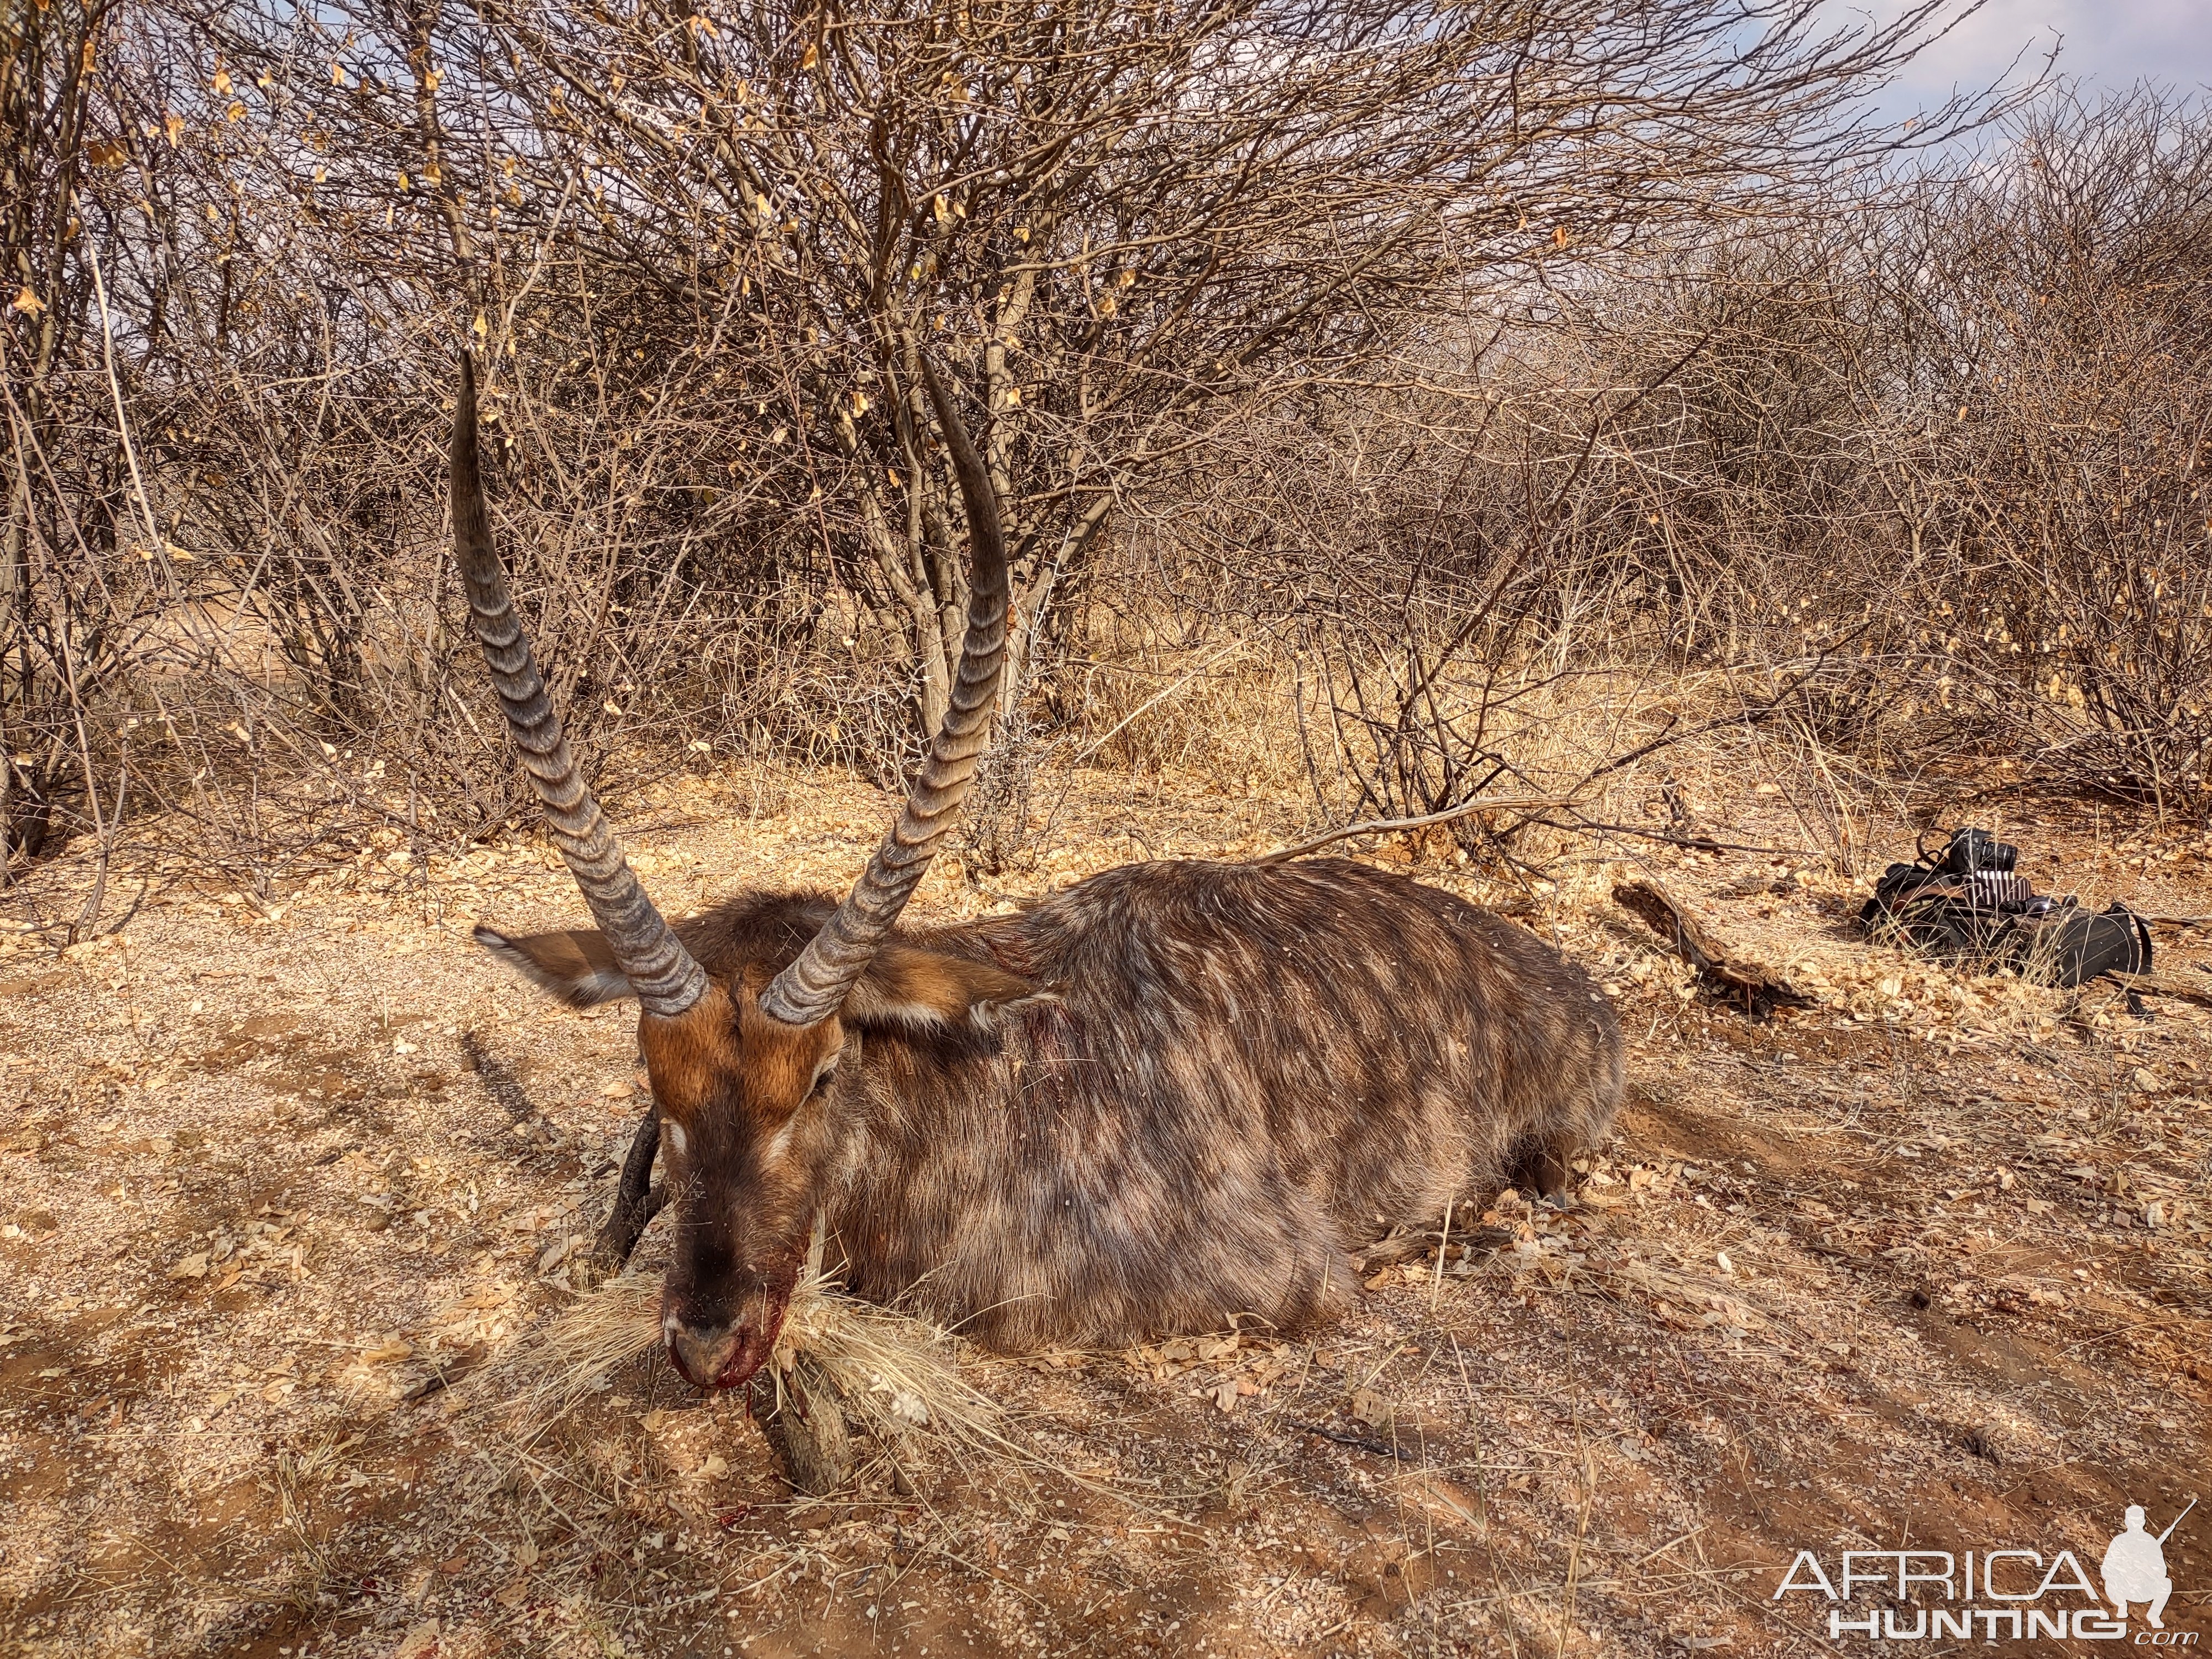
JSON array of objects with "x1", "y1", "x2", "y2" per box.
[
  {"x1": 767, "y1": 1266, "x2": 1009, "y2": 1456},
  {"x1": 475, "y1": 1260, "x2": 1006, "y2": 1459},
  {"x1": 476, "y1": 1270, "x2": 665, "y2": 1425}
]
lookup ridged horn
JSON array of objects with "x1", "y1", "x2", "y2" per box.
[
  {"x1": 759, "y1": 353, "x2": 1010, "y2": 1027},
  {"x1": 449, "y1": 353, "x2": 709, "y2": 1019}
]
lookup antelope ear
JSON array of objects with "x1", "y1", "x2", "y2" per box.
[
  {"x1": 843, "y1": 943, "x2": 1049, "y2": 1034},
  {"x1": 473, "y1": 924, "x2": 633, "y2": 1008}
]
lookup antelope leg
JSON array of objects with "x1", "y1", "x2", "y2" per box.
[
  {"x1": 586, "y1": 1105, "x2": 662, "y2": 1275},
  {"x1": 751, "y1": 1361, "x2": 854, "y2": 1497}
]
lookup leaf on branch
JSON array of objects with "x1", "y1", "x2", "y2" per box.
[{"x1": 12, "y1": 286, "x2": 46, "y2": 317}]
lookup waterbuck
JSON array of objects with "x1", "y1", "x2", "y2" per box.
[{"x1": 450, "y1": 353, "x2": 1623, "y2": 1407}]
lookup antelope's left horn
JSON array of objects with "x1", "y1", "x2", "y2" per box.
[{"x1": 449, "y1": 353, "x2": 708, "y2": 1018}]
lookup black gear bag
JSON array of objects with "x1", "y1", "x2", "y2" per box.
[{"x1": 1859, "y1": 827, "x2": 2150, "y2": 988}]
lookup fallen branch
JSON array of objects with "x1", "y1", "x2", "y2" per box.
[
  {"x1": 403, "y1": 1345, "x2": 485, "y2": 1402},
  {"x1": 2105, "y1": 971, "x2": 2212, "y2": 1011},
  {"x1": 1292, "y1": 1422, "x2": 1420, "y2": 1463},
  {"x1": 1351, "y1": 1224, "x2": 1516, "y2": 1273},
  {"x1": 1545, "y1": 818, "x2": 1808, "y2": 857},
  {"x1": 1255, "y1": 796, "x2": 1576, "y2": 867},
  {"x1": 1613, "y1": 878, "x2": 1815, "y2": 1020}
]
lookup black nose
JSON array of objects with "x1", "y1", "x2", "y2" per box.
[{"x1": 667, "y1": 1320, "x2": 763, "y2": 1389}]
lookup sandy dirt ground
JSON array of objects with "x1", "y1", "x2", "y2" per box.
[{"x1": 3, "y1": 756, "x2": 2209, "y2": 1658}]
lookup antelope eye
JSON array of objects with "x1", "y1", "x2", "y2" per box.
[{"x1": 805, "y1": 1062, "x2": 838, "y2": 1100}]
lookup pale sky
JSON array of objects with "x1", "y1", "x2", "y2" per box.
[{"x1": 1864, "y1": 0, "x2": 2212, "y2": 116}]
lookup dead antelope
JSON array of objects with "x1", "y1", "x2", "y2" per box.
[{"x1": 451, "y1": 353, "x2": 1623, "y2": 1400}]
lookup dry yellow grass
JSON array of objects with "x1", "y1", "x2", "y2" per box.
[
  {"x1": 477, "y1": 1249, "x2": 1006, "y2": 1460},
  {"x1": 3, "y1": 735, "x2": 2209, "y2": 1658}
]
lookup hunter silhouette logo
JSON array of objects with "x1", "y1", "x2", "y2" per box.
[
  {"x1": 2106, "y1": 1501, "x2": 2194, "y2": 1630},
  {"x1": 1772, "y1": 1499, "x2": 2200, "y2": 1643}
]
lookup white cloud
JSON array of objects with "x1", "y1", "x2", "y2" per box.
[{"x1": 1833, "y1": 0, "x2": 2211, "y2": 120}]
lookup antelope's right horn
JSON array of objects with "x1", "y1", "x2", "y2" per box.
[{"x1": 759, "y1": 353, "x2": 1010, "y2": 1027}]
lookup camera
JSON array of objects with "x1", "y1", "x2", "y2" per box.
[{"x1": 1938, "y1": 827, "x2": 2018, "y2": 877}]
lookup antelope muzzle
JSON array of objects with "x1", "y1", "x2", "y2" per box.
[{"x1": 661, "y1": 1264, "x2": 799, "y2": 1390}]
